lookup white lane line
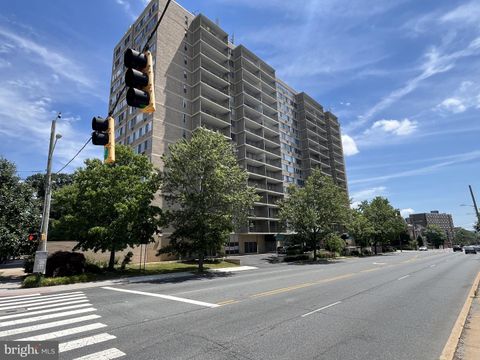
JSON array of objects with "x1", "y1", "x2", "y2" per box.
[
  {"x1": 0, "y1": 295, "x2": 87, "y2": 310},
  {"x1": 398, "y1": 275, "x2": 410, "y2": 280},
  {"x1": 209, "y1": 266, "x2": 258, "y2": 272},
  {"x1": 0, "y1": 293, "x2": 41, "y2": 301},
  {"x1": 373, "y1": 262, "x2": 386, "y2": 265},
  {"x1": 430, "y1": 264, "x2": 436, "y2": 268},
  {"x1": 0, "y1": 303, "x2": 92, "y2": 320},
  {"x1": 59, "y1": 333, "x2": 116, "y2": 353},
  {"x1": 72, "y1": 347, "x2": 126, "y2": 360},
  {"x1": 0, "y1": 314, "x2": 101, "y2": 337},
  {"x1": 102, "y1": 286, "x2": 220, "y2": 308},
  {"x1": 301, "y1": 301, "x2": 342, "y2": 317},
  {"x1": 26, "y1": 299, "x2": 90, "y2": 311},
  {"x1": 0, "y1": 292, "x2": 84, "y2": 305},
  {"x1": 18, "y1": 322, "x2": 107, "y2": 341},
  {"x1": 0, "y1": 308, "x2": 96, "y2": 327}
]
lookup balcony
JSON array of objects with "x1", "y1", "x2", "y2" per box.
[{"x1": 266, "y1": 170, "x2": 282, "y2": 181}]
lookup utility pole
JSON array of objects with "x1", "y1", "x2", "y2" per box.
[
  {"x1": 469, "y1": 185, "x2": 480, "y2": 224},
  {"x1": 34, "y1": 113, "x2": 62, "y2": 274}
]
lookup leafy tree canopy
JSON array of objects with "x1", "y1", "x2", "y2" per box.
[
  {"x1": 0, "y1": 157, "x2": 40, "y2": 260},
  {"x1": 159, "y1": 128, "x2": 258, "y2": 271},
  {"x1": 54, "y1": 145, "x2": 162, "y2": 270},
  {"x1": 279, "y1": 169, "x2": 350, "y2": 259},
  {"x1": 424, "y1": 224, "x2": 446, "y2": 249}
]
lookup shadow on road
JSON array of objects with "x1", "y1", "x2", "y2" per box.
[{"x1": 130, "y1": 270, "x2": 235, "y2": 286}]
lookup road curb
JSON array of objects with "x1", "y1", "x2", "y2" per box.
[{"x1": 439, "y1": 271, "x2": 480, "y2": 360}]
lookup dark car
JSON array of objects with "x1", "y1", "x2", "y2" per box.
[
  {"x1": 453, "y1": 245, "x2": 462, "y2": 252},
  {"x1": 464, "y1": 246, "x2": 477, "y2": 254}
]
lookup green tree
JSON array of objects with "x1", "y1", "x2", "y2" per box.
[
  {"x1": 279, "y1": 169, "x2": 349, "y2": 259},
  {"x1": 424, "y1": 224, "x2": 446, "y2": 249},
  {"x1": 0, "y1": 158, "x2": 41, "y2": 261},
  {"x1": 454, "y1": 227, "x2": 478, "y2": 246},
  {"x1": 324, "y1": 233, "x2": 346, "y2": 255},
  {"x1": 54, "y1": 145, "x2": 162, "y2": 270},
  {"x1": 25, "y1": 172, "x2": 75, "y2": 240},
  {"x1": 359, "y1": 197, "x2": 405, "y2": 254},
  {"x1": 159, "y1": 128, "x2": 258, "y2": 271},
  {"x1": 416, "y1": 235, "x2": 424, "y2": 247},
  {"x1": 347, "y1": 209, "x2": 374, "y2": 251}
]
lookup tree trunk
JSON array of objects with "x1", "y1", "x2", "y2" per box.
[
  {"x1": 374, "y1": 241, "x2": 378, "y2": 255},
  {"x1": 198, "y1": 251, "x2": 204, "y2": 272},
  {"x1": 108, "y1": 243, "x2": 116, "y2": 271}
]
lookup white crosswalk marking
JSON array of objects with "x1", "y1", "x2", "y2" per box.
[
  {"x1": 0, "y1": 291, "x2": 124, "y2": 359},
  {"x1": 0, "y1": 293, "x2": 41, "y2": 301},
  {"x1": 0, "y1": 308, "x2": 97, "y2": 327},
  {"x1": 18, "y1": 322, "x2": 107, "y2": 341},
  {"x1": 73, "y1": 348, "x2": 126, "y2": 360},
  {"x1": 0, "y1": 291, "x2": 83, "y2": 305},
  {"x1": 59, "y1": 333, "x2": 116, "y2": 353},
  {"x1": 0, "y1": 314, "x2": 101, "y2": 337},
  {"x1": 0, "y1": 295, "x2": 87, "y2": 310}
]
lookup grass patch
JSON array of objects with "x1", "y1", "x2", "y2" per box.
[{"x1": 22, "y1": 260, "x2": 238, "y2": 288}]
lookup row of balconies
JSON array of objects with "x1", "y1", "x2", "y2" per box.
[
  {"x1": 244, "y1": 219, "x2": 282, "y2": 234},
  {"x1": 249, "y1": 206, "x2": 280, "y2": 219},
  {"x1": 248, "y1": 179, "x2": 284, "y2": 194}
]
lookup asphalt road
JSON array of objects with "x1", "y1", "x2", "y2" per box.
[{"x1": 1, "y1": 250, "x2": 479, "y2": 360}]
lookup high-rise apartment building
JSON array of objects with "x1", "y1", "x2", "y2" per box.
[{"x1": 108, "y1": 0, "x2": 348, "y2": 255}]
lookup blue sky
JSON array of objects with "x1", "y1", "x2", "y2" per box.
[{"x1": 0, "y1": 0, "x2": 479, "y2": 229}]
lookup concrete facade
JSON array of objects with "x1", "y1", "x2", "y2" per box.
[
  {"x1": 407, "y1": 211, "x2": 455, "y2": 246},
  {"x1": 108, "y1": 0, "x2": 348, "y2": 256}
]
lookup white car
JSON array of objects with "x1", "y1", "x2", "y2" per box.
[{"x1": 419, "y1": 246, "x2": 428, "y2": 251}]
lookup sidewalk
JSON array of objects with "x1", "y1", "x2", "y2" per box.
[
  {"x1": 454, "y1": 281, "x2": 480, "y2": 359},
  {"x1": 0, "y1": 265, "x2": 257, "y2": 296}
]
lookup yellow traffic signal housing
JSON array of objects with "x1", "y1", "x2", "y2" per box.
[
  {"x1": 92, "y1": 116, "x2": 115, "y2": 164},
  {"x1": 104, "y1": 116, "x2": 115, "y2": 164},
  {"x1": 124, "y1": 49, "x2": 156, "y2": 113}
]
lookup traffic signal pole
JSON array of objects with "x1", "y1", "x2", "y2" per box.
[
  {"x1": 34, "y1": 113, "x2": 61, "y2": 273},
  {"x1": 469, "y1": 185, "x2": 480, "y2": 225}
]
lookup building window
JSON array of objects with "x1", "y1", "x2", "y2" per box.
[
  {"x1": 183, "y1": 84, "x2": 187, "y2": 94},
  {"x1": 184, "y1": 43, "x2": 187, "y2": 52},
  {"x1": 183, "y1": 113, "x2": 186, "y2": 123},
  {"x1": 182, "y1": 130, "x2": 186, "y2": 139},
  {"x1": 185, "y1": 15, "x2": 188, "y2": 25},
  {"x1": 182, "y1": 99, "x2": 186, "y2": 108},
  {"x1": 184, "y1": 56, "x2": 188, "y2": 65}
]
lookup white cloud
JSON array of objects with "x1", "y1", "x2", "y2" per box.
[
  {"x1": 341, "y1": 134, "x2": 359, "y2": 156},
  {"x1": 116, "y1": 0, "x2": 139, "y2": 20},
  {"x1": 0, "y1": 27, "x2": 95, "y2": 90},
  {"x1": 400, "y1": 208, "x2": 415, "y2": 218},
  {"x1": 0, "y1": 80, "x2": 97, "y2": 171},
  {"x1": 438, "y1": 98, "x2": 466, "y2": 113},
  {"x1": 350, "y1": 150, "x2": 480, "y2": 185},
  {"x1": 348, "y1": 36, "x2": 480, "y2": 132},
  {"x1": 440, "y1": 1, "x2": 480, "y2": 25},
  {"x1": 371, "y1": 118, "x2": 418, "y2": 136},
  {"x1": 350, "y1": 186, "x2": 387, "y2": 208}
]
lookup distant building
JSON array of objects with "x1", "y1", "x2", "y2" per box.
[{"x1": 407, "y1": 211, "x2": 455, "y2": 247}]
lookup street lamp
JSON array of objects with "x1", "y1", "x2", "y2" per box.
[{"x1": 33, "y1": 113, "x2": 62, "y2": 274}]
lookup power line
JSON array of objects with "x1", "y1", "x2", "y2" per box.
[
  {"x1": 108, "y1": 0, "x2": 172, "y2": 117},
  {"x1": 55, "y1": 137, "x2": 91, "y2": 174}
]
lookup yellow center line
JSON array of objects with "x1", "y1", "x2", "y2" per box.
[
  {"x1": 250, "y1": 282, "x2": 316, "y2": 298},
  {"x1": 217, "y1": 299, "x2": 240, "y2": 306},
  {"x1": 361, "y1": 268, "x2": 380, "y2": 273}
]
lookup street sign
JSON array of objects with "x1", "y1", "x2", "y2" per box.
[{"x1": 33, "y1": 251, "x2": 48, "y2": 274}]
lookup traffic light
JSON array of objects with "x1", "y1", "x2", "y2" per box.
[
  {"x1": 92, "y1": 116, "x2": 115, "y2": 163},
  {"x1": 124, "y1": 49, "x2": 156, "y2": 113},
  {"x1": 28, "y1": 233, "x2": 38, "y2": 241}
]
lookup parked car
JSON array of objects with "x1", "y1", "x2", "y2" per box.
[
  {"x1": 473, "y1": 245, "x2": 480, "y2": 252},
  {"x1": 419, "y1": 246, "x2": 428, "y2": 251},
  {"x1": 453, "y1": 245, "x2": 463, "y2": 252},
  {"x1": 464, "y1": 246, "x2": 477, "y2": 254}
]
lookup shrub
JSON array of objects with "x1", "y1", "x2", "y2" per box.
[
  {"x1": 120, "y1": 251, "x2": 134, "y2": 270},
  {"x1": 324, "y1": 234, "x2": 346, "y2": 255},
  {"x1": 362, "y1": 248, "x2": 373, "y2": 256},
  {"x1": 23, "y1": 255, "x2": 35, "y2": 273},
  {"x1": 350, "y1": 250, "x2": 361, "y2": 256},
  {"x1": 45, "y1": 251, "x2": 86, "y2": 277},
  {"x1": 22, "y1": 274, "x2": 43, "y2": 288}
]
